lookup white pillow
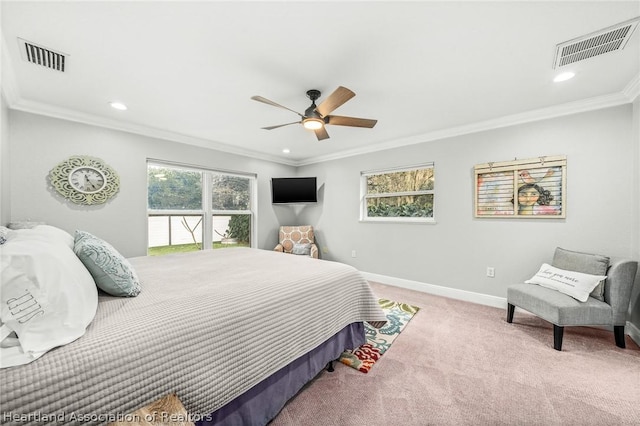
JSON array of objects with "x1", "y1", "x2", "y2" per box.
[
  {"x1": 525, "y1": 263, "x2": 607, "y2": 302},
  {"x1": 0, "y1": 235, "x2": 98, "y2": 368},
  {"x1": 7, "y1": 221, "x2": 45, "y2": 230},
  {"x1": 8, "y1": 224, "x2": 75, "y2": 249}
]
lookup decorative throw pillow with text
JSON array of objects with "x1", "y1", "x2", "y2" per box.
[{"x1": 525, "y1": 263, "x2": 606, "y2": 302}]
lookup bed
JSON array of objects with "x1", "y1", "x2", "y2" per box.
[{"x1": 0, "y1": 226, "x2": 386, "y2": 425}]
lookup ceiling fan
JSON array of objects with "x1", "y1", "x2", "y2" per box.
[{"x1": 251, "y1": 86, "x2": 377, "y2": 141}]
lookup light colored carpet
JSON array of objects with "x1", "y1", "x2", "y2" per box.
[{"x1": 271, "y1": 282, "x2": 640, "y2": 425}]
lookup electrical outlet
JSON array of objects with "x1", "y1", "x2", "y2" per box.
[
  {"x1": 351, "y1": 250, "x2": 357, "y2": 258},
  {"x1": 486, "y1": 267, "x2": 495, "y2": 278},
  {"x1": 322, "y1": 246, "x2": 329, "y2": 254}
]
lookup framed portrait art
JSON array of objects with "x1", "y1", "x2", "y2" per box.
[{"x1": 474, "y1": 155, "x2": 566, "y2": 218}]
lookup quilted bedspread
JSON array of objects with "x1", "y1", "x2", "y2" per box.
[{"x1": 0, "y1": 248, "x2": 386, "y2": 425}]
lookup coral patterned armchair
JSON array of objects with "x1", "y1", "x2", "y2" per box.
[{"x1": 274, "y1": 225, "x2": 318, "y2": 258}]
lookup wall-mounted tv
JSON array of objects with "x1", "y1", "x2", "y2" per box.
[{"x1": 271, "y1": 177, "x2": 317, "y2": 204}]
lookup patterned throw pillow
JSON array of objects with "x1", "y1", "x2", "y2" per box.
[
  {"x1": 73, "y1": 230, "x2": 141, "y2": 297},
  {"x1": 0, "y1": 226, "x2": 9, "y2": 244}
]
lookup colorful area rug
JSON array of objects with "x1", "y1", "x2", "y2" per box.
[{"x1": 339, "y1": 298, "x2": 420, "y2": 373}]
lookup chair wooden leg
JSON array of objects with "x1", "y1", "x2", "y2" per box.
[
  {"x1": 614, "y1": 325, "x2": 626, "y2": 348},
  {"x1": 507, "y1": 304, "x2": 515, "y2": 323},
  {"x1": 553, "y1": 325, "x2": 564, "y2": 351}
]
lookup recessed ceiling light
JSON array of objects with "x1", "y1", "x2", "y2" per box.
[
  {"x1": 109, "y1": 101, "x2": 127, "y2": 110},
  {"x1": 282, "y1": 148, "x2": 290, "y2": 154},
  {"x1": 553, "y1": 72, "x2": 575, "y2": 83}
]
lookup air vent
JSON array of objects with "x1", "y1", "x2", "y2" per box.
[
  {"x1": 553, "y1": 17, "x2": 640, "y2": 68},
  {"x1": 18, "y1": 38, "x2": 67, "y2": 72}
]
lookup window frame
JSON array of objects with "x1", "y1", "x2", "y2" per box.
[
  {"x1": 147, "y1": 159, "x2": 257, "y2": 250},
  {"x1": 360, "y1": 163, "x2": 435, "y2": 224}
]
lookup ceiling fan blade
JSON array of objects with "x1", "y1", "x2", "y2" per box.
[
  {"x1": 315, "y1": 86, "x2": 355, "y2": 117},
  {"x1": 326, "y1": 115, "x2": 377, "y2": 128},
  {"x1": 261, "y1": 121, "x2": 301, "y2": 130},
  {"x1": 314, "y1": 126, "x2": 330, "y2": 141},
  {"x1": 251, "y1": 96, "x2": 305, "y2": 118}
]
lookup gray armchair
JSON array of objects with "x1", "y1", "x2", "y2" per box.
[{"x1": 507, "y1": 247, "x2": 638, "y2": 351}]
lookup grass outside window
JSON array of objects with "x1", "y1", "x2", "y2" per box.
[{"x1": 148, "y1": 242, "x2": 250, "y2": 256}]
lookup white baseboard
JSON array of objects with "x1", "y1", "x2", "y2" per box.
[
  {"x1": 360, "y1": 271, "x2": 508, "y2": 310},
  {"x1": 627, "y1": 321, "x2": 640, "y2": 346},
  {"x1": 361, "y1": 270, "x2": 640, "y2": 346}
]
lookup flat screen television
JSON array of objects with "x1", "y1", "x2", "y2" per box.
[{"x1": 271, "y1": 177, "x2": 317, "y2": 204}]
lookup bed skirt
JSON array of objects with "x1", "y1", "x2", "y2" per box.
[{"x1": 196, "y1": 322, "x2": 365, "y2": 426}]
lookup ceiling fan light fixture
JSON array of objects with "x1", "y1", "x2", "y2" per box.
[
  {"x1": 251, "y1": 86, "x2": 376, "y2": 141},
  {"x1": 302, "y1": 117, "x2": 324, "y2": 130}
]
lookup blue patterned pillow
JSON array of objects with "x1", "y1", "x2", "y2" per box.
[
  {"x1": 73, "y1": 230, "x2": 141, "y2": 297},
  {"x1": 291, "y1": 243, "x2": 311, "y2": 255},
  {"x1": 0, "y1": 226, "x2": 9, "y2": 244}
]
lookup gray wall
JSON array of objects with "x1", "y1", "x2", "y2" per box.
[
  {"x1": 7, "y1": 110, "x2": 296, "y2": 257},
  {"x1": 0, "y1": 94, "x2": 10, "y2": 225},
  {"x1": 297, "y1": 105, "x2": 638, "y2": 304},
  {"x1": 629, "y1": 96, "x2": 640, "y2": 330},
  {"x1": 5, "y1": 102, "x2": 639, "y2": 333}
]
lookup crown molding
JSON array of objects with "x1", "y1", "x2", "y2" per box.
[
  {"x1": 8, "y1": 99, "x2": 298, "y2": 167},
  {"x1": 1, "y1": 33, "x2": 296, "y2": 167},
  {"x1": 623, "y1": 73, "x2": 640, "y2": 101},
  {"x1": 4, "y1": 67, "x2": 637, "y2": 169},
  {"x1": 1, "y1": 31, "x2": 21, "y2": 106},
  {"x1": 296, "y1": 89, "x2": 636, "y2": 166}
]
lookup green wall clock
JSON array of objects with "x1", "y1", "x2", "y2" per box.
[{"x1": 49, "y1": 155, "x2": 120, "y2": 205}]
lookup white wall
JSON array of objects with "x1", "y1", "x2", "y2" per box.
[
  {"x1": 5, "y1": 103, "x2": 640, "y2": 332},
  {"x1": 0, "y1": 94, "x2": 9, "y2": 225},
  {"x1": 7, "y1": 110, "x2": 297, "y2": 257},
  {"x1": 629, "y1": 96, "x2": 640, "y2": 331},
  {"x1": 298, "y1": 105, "x2": 637, "y2": 302}
]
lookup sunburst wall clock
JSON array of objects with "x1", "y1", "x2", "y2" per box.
[{"x1": 49, "y1": 155, "x2": 120, "y2": 205}]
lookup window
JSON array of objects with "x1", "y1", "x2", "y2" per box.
[
  {"x1": 147, "y1": 161, "x2": 256, "y2": 255},
  {"x1": 361, "y1": 163, "x2": 435, "y2": 222}
]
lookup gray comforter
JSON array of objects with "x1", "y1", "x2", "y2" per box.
[{"x1": 0, "y1": 248, "x2": 386, "y2": 425}]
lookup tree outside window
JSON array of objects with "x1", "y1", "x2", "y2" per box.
[
  {"x1": 148, "y1": 166, "x2": 202, "y2": 210},
  {"x1": 147, "y1": 163, "x2": 255, "y2": 255}
]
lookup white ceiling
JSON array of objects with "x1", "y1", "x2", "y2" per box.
[{"x1": 2, "y1": 1, "x2": 639, "y2": 166}]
